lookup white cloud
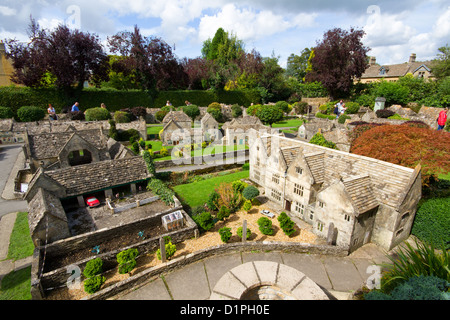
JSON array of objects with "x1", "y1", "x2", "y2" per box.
[
  {"x1": 432, "y1": 6, "x2": 450, "y2": 39},
  {"x1": 0, "y1": 5, "x2": 17, "y2": 16}
]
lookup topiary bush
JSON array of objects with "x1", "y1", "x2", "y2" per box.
[
  {"x1": 17, "y1": 106, "x2": 46, "y2": 122},
  {"x1": 83, "y1": 257, "x2": 103, "y2": 278},
  {"x1": 309, "y1": 132, "x2": 337, "y2": 149},
  {"x1": 257, "y1": 217, "x2": 273, "y2": 235},
  {"x1": 218, "y1": 227, "x2": 232, "y2": 243},
  {"x1": 156, "y1": 238, "x2": 177, "y2": 260},
  {"x1": 147, "y1": 178, "x2": 175, "y2": 205},
  {"x1": 277, "y1": 212, "x2": 296, "y2": 237},
  {"x1": 237, "y1": 226, "x2": 251, "y2": 240},
  {"x1": 0, "y1": 106, "x2": 13, "y2": 119},
  {"x1": 343, "y1": 102, "x2": 361, "y2": 114},
  {"x1": 192, "y1": 211, "x2": 215, "y2": 232},
  {"x1": 375, "y1": 109, "x2": 396, "y2": 118},
  {"x1": 338, "y1": 114, "x2": 351, "y2": 124},
  {"x1": 114, "y1": 110, "x2": 132, "y2": 123},
  {"x1": 117, "y1": 248, "x2": 139, "y2": 274},
  {"x1": 242, "y1": 200, "x2": 252, "y2": 213},
  {"x1": 242, "y1": 186, "x2": 260, "y2": 201},
  {"x1": 85, "y1": 107, "x2": 111, "y2": 121},
  {"x1": 84, "y1": 275, "x2": 106, "y2": 294},
  {"x1": 217, "y1": 205, "x2": 230, "y2": 221}
]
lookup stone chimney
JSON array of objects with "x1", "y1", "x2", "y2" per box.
[
  {"x1": 369, "y1": 56, "x2": 377, "y2": 65},
  {"x1": 409, "y1": 53, "x2": 416, "y2": 63}
]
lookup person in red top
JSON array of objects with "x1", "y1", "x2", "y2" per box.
[{"x1": 437, "y1": 107, "x2": 448, "y2": 130}]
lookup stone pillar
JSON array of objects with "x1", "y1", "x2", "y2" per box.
[
  {"x1": 159, "y1": 237, "x2": 166, "y2": 263},
  {"x1": 77, "y1": 195, "x2": 85, "y2": 207},
  {"x1": 130, "y1": 183, "x2": 137, "y2": 194},
  {"x1": 104, "y1": 188, "x2": 113, "y2": 199},
  {"x1": 242, "y1": 220, "x2": 247, "y2": 243}
]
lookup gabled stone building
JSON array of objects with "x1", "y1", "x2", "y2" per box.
[
  {"x1": 249, "y1": 130, "x2": 421, "y2": 252},
  {"x1": 200, "y1": 112, "x2": 219, "y2": 142},
  {"x1": 161, "y1": 111, "x2": 193, "y2": 146},
  {"x1": 222, "y1": 116, "x2": 269, "y2": 145}
]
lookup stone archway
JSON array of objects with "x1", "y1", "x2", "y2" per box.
[{"x1": 210, "y1": 261, "x2": 329, "y2": 300}]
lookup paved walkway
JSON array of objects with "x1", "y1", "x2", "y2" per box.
[{"x1": 117, "y1": 244, "x2": 392, "y2": 300}]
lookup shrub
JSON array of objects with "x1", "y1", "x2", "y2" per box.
[
  {"x1": 364, "y1": 290, "x2": 393, "y2": 300},
  {"x1": 85, "y1": 107, "x2": 111, "y2": 121},
  {"x1": 17, "y1": 106, "x2": 46, "y2": 122},
  {"x1": 374, "y1": 81, "x2": 410, "y2": 106},
  {"x1": 160, "y1": 147, "x2": 169, "y2": 157},
  {"x1": 231, "y1": 104, "x2": 243, "y2": 118},
  {"x1": 83, "y1": 258, "x2": 103, "y2": 278},
  {"x1": 130, "y1": 106, "x2": 147, "y2": 119},
  {"x1": 237, "y1": 226, "x2": 251, "y2": 240},
  {"x1": 156, "y1": 240, "x2": 177, "y2": 260},
  {"x1": 293, "y1": 101, "x2": 311, "y2": 115},
  {"x1": 343, "y1": 101, "x2": 361, "y2": 114},
  {"x1": 257, "y1": 217, "x2": 273, "y2": 235},
  {"x1": 192, "y1": 211, "x2": 215, "y2": 232},
  {"x1": 131, "y1": 141, "x2": 140, "y2": 154},
  {"x1": 147, "y1": 178, "x2": 175, "y2": 205},
  {"x1": 0, "y1": 106, "x2": 13, "y2": 119},
  {"x1": 315, "y1": 112, "x2": 336, "y2": 120},
  {"x1": 412, "y1": 197, "x2": 450, "y2": 245},
  {"x1": 246, "y1": 104, "x2": 262, "y2": 116},
  {"x1": 389, "y1": 275, "x2": 449, "y2": 300},
  {"x1": 242, "y1": 186, "x2": 260, "y2": 201},
  {"x1": 206, "y1": 191, "x2": 220, "y2": 211},
  {"x1": 114, "y1": 110, "x2": 132, "y2": 123},
  {"x1": 218, "y1": 227, "x2": 232, "y2": 243},
  {"x1": 118, "y1": 128, "x2": 140, "y2": 142},
  {"x1": 216, "y1": 182, "x2": 243, "y2": 213},
  {"x1": 277, "y1": 212, "x2": 296, "y2": 237},
  {"x1": 242, "y1": 162, "x2": 250, "y2": 170},
  {"x1": 338, "y1": 114, "x2": 351, "y2": 124},
  {"x1": 354, "y1": 94, "x2": 375, "y2": 109},
  {"x1": 84, "y1": 275, "x2": 106, "y2": 294},
  {"x1": 217, "y1": 205, "x2": 231, "y2": 221},
  {"x1": 232, "y1": 180, "x2": 247, "y2": 193},
  {"x1": 242, "y1": 200, "x2": 252, "y2": 213},
  {"x1": 155, "y1": 110, "x2": 168, "y2": 122},
  {"x1": 309, "y1": 132, "x2": 337, "y2": 149},
  {"x1": 108, "y1": 119, "x2": 119, "y2": 140},
  {"x1": 207, "y1": 102, "x2": 221, "y2": 112},
  {"x1": 69, "y1": 110, "x2": 85, "y2": 120},
  {"x1": 117, "y1": 248, "x2": 139, "y2": 274},
  {"x1": 275, "y1": 101, "x2": 289, "y2": 113},
  {"x1": 375, "y1": 109, "x2": 396, "y2": 118}
]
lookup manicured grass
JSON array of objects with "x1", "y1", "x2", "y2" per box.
[
  {"x1": 145, "y1": 140, "x2": 174, "y2": 152},
  {"x1": 7, "y1": 212, "x2": 34, "y2": 261},
  {"x1": 0, "y1": 266, "x2": 32, "y2": 300},
  {"x1": 272, "y1": 118, "x2": 304, "y2": 128},
  {"x1": 173, "y1": 169, "x2": 249, "y2": 208},
  {"x1": 147, "y1": 125, "x2": 163, "y2": 135}
]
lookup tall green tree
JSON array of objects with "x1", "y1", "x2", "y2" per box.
[
  {"x1": 431, "y1": 44, "x2": 450, "y2": 80},
  {"x1": 286, "y1": 47, "x2": 312, "y2": 81}
]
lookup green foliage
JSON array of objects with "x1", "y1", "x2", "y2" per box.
[
  {"x1": 315, "y1": 112, "x2": 336, "y2": 120},
  {"x1": 114, "y1": 110, "x2": 132, "y2": 123},
  {"x1": 375, "y1": 109, "x2": 396, "y2": 118},
  {"x1": 218, "y1": 227, "x2": 232, "y2": 243},
  {"x1": 374, "y1": 81, "x2": 410, "y2": 106},
  {"x1": 379, "y1": 238, "x2": 450, "y2": 294},
  {"x1": 242, "y1": 186, "x2": 260, "y2": 200},
  {"x1": 206, "y1": 191, "x2": 220, "y2": 211},
  {"x1": 275, "y1": 101, "x2": 289, "y2": 113},
  {"x1": 208, "y1": 108, "x2": 223, "y2": 122},
  {"x1": 0, "y1": 106, "x2": 13, "y2": 119},
  {"x1": 182, "y1": 104, "x2": 200, "y2": 121},
  {"x1": 257, "y1": 217, "x2": 273, "y2": 235},
  {"x1": 431, "y1": 45, "x2": 450, "y2": 79},
  {"x1": 309, "y1": 132, "x2": 337, "y2": 149},
  {"x1": 255, "y1": 104, "x2": 283, "y2": 126},
  {"x1": 232, "y1": 180, "x2": 247, "y2": 193},
  {"x1": 338, "y1": 114, "x2": 351, "y2": 124},
  {"x1": 354, "y1": 94, "x2": 375, "y2": 109},
  {"x1": 117, "y1": 248, "x2": 139, "y2": 274},
  {"x1": 83, "y1": 258, "x2": 103, "y2": 278},
  {"x1": 293, "y1": 101, "x2": 311, "y2": 115},
  {"x1": 237, "y1": 226, "x2": 251, "y2": 240},
  {"x1": 192, "y1": 211, "x2": 215, "y2": 232},
  {"x1": 131, "y1": 141, "x2": 140, "y2": 154},
  {"x1": 246, "y1": 103, "x2": 262, "y2": 116},
  {"x1": 231, "y1": 104, "x2": 243, "y2": 118},
  {"x1": 242, "y1": 200, "x2": 252, "y2": 213},
  {"x1": 118, "y1": 128, "x2": 140, "y2": 143},
  {"x1": 156, "y1": 240, "x2": 177, "y2": 260},
  {"x1": 108, "y1": 119, "x2": 119, "y2": 140},
  {"x1": 143, "y1": 150, "x2": 156, "y2": 175},
  {"x1": 147, "y1": 178, "x2": 175, "y2": 205},
  {"x1": 217, "y1": 205, "x2": 231, "y2": 221},
  {"x1": 343, "y1": 101, "x2": 360, "y2": 114},
  {"x1": 160, "y1": 147, "x2": 169, "y2": 157},
  {"x1": 277, "y1": 212, "x2": 296, "y2": 237},
  {"x1": 84, "y1": 275, "x2": 106, "y2": 294},
  {"x1": 17, "y1": 106, "x2": 46, "y2": 122},
  {"x1": 412, "y1": 197, "x2": 450, "y2": 245},
  {"x1": 85, "y1": 107, "x2": 111, "y2": 121}
]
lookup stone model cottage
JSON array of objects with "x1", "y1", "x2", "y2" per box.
[
  {"x1": 248, "y1": 130, "x2": 421, "y2": 252},
  {"x1": 200, "y1": 112, "x2": 219, "y2": 142},
  {"x1": 221, "y1": 116, "x2": 269, "y2": 146},
  {"x1": 161, "y1": 111, "x2": 193, "y2": 146}
]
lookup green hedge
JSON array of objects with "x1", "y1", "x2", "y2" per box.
[
  {"x1": 412, "y1": 197, "x2": 450, "y2": 245},
  {"x1": 0, "y1": 87, "x2": 262, "y2": 116}
]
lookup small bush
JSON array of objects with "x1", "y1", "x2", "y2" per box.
[
  {"x1": 85, "y1": 107, "x2": 111, "y2": 121},
  {"x1": 206, "y1": 191, "x2": 220, "y2": 211},
  {"x1": 242, "y1": 186, "x2": 260, "y2": 200},
  {"x1": 389, "y1": 275, "x2": 449, "y2": 300},
  {"x1": 217, "y1": 205, "x2": 231, "y2": 221},
  {"x1": 237, "y1": 226, "x2": 251, "y2": 240},
  {"x1": 277, "y1": 212, "x2": 296, "y2": 237},
  {"x1": 0, "y1": 106, "x2": 13, "y2": 119},
  {"x1": 17, "y1": 106, "x2": 46, "y2": 122},
  {"x1": 315, "y1": 112, "x2": 336, "y2": 120},
  {"x1": 114, "y1": 110, "x2": 132, "y2": 123},
  {"x1": 275, "y1": 101, "x2": 289, "y2": 113},
  {"x1": 160, "y1": 147, "x2": 169, "y2": 157},
  {"x1": 232, "y1": 180, "x2": 247, "y2": 193},
  {"x1": 83, "y1": 258, "x2": 103, "y2": 278},
  {"x1": 344, "y1": 102, "x2": 361, "y2": 114},
  {"x1": 156, "y1": 240, "x2": 177, "y2": 260},
  {"x1": 147, "y1": 178, "x2": 175, "y2": 205},
  {"x1": 338, "y1": 114, "x2": 351, "y2": 124},
  {"x1": 192, "y1": 211, "x2": 215, "y2": 232},
  {"x1": 118, "y1": 128, "x2": 140, "y2": 143},
  {"x1": 218, "y1": 227, "x2": 232, "y2": 243},
  {"x1": 69, "y1": 111, "x2": 85, "y2": 121},
  {"x1": 242, "y1": 162, "x2": 250, "y2": 170},
  {"x1": 293, "y1": 101, "x2": 311, "y2": 115},
  {"x1": 116, "y1": 248, "x2": 139, "y2": 274},
  {"x1": 309, "y1": 132, "x2": 337, "y2": 149},
  {"x1": 257, "y1": 217, "x2": 273, "y2": 235},
  {"x1": 84, "y1": 275, "x2": 106, "y2": 294},
  {"x1": 375, "y1": 109, "x2": 395, "y2": 118},
  {"x1": 242, "y1": 200, "x2": 252, "y2": 213}
]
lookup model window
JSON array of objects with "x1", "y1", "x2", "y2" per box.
[
  {"x1": 344, "y1": 214, "x2": 351, "y2": 222},
  {"x1": 294, "y1": 183, "x2": 304, "y2": 196},
  {"x1": 272, "y1": 174, "x2": 280, "y2": 184},
  {"x1": 296, "y1": 167, "x2": 303, "y2": 174}
]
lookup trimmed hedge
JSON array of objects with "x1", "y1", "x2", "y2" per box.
[{"x1": 17, "y1": 106, "x2": 46, "y2": 122}]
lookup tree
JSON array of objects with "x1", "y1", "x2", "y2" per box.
[
  {"x1": 286, "y1": 47, "x2": 312, "y2": 81},
  {"x1": 306, "y1": 27, "x2": 369, "y2": 99},
  {"x1": 431, "y1": 44, "x2": 450, "y2": 80},
  {"x1": 5, "y1": 18, "x2": 109, "y2": 92},
  {"x1": 182, "y1": 104, "x2": 200, "y2": 121},
  {"x1": 255, "y1": 104, "x2": 283, "y2": 127}
]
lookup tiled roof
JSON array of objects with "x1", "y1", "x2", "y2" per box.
[
  {"x1": 304, "y1": 152, "x2": 325, "y2": 184},
  {"x1": 28, "y1": 129, "x2": 106, "y2": 160},
  {"x1": 44, "y1": 156, "x2": 151, "y2": 196},
  {"x1": 281, "y1": 147, "x2": 302, "y2": 167},
  {"x1": 28, "y1": 188, "x2": 67, "y2": 233},
  {"x1": 342, "y1": 175, "x2": 379, "y2": 216},
  {"x1": 360, "y1": 61, "x2": 435, "y2": 79},
  {"x1": 222, "y1": 116, "x2": 265, "y2": 129},
  {"x1": 162, "y1": 111, "x2": 192, "y2": 124}
]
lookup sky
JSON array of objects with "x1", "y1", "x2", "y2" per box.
[{"x1": 1, "y1": 0, "x2": 449, "y2": 68}]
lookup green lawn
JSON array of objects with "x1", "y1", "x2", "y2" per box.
[
  {"x1": 145, "y1": 140, "x2": 175, "y2": 152},
  {"x1": 155, "y1": 144, "x2": 248, "y2": 162},
  {"x1": 7, "y1": 212, "x2": 34, "y2": 261},
  {"x1": 272, "y1": 118, "x2": 304, "y2": 128},
  {"x1": 173, "y1": 169, "x2": 249, "y2": 208},
  {"x1": 0, "y1": 266, "x2": 32, "y2": 300},
  {"x1": 147, "y1": 125, "x2": 163, "y2": 135}
]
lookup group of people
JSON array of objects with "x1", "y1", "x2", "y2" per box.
[
  {"x1": 47, "y1": 102, "x2": 108, "y2": 120},
  {"x1": 334, "y1": 100, "x2": 347, "y2": 118}
]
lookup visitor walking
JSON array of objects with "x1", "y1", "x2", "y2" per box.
[
  {"x1": 437, "y1": 107, "x2": 448, "y2": 131},
  {"x1": 334, "y1": 100, "x2": 345, "y2": 118},
  {"x1": 47, "y1": 104, "x2": 57, "y2": 120},
  {"x1": 101, "y1": 103, "x2": 107, "y2": 110}
]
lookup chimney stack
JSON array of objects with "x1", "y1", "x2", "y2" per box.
[
  {"x1": 409, "y1": 53, "x2": 416, "y2": 63},
  {"x1": 369, "y1": 56, "x2": 376, "y2": 66}
]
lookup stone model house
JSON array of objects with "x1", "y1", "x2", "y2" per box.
[
  {"x1": 161, "y1": 111, "x2": 193, "y2": 146},
  {"x1": 200, "y1": 112, "x2": 219, "y2": 142},
  {"x1": 248, "y1": 130, "x2": 421, "y2": 253},
  {"x1": 25, "y1": 156, "x2": 152, "y2": 245},
  {"x1": 0, "y1": 41, "x2": 15, "y2": 86},
  {"x1": 221, "y1": 116, "x2": 269, "y2": 145},
  {"x1": 357, "y1": 53, "x2": 435, "y2": 83}
]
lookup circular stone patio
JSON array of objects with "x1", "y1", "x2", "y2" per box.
[{"x1": 209, "y1": 261, "x2": 329, "y2": 300}]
